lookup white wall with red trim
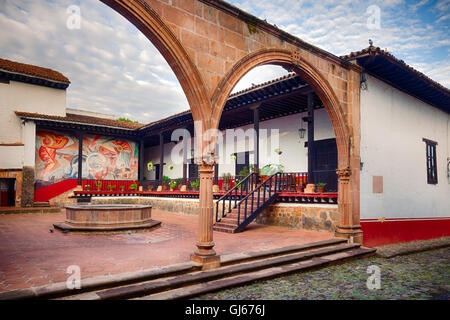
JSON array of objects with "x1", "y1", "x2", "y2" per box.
[{"x1": 359, "y1": 75, "x2": 450, "y2": 246}]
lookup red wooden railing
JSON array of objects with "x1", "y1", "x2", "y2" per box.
[{"x1": 81, "y1": 179, "x2": 139, "y2": 192}]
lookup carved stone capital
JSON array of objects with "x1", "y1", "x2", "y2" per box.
[
  {"x1": 336, "y1": 166, "x2": 352, "y2": 180},
  {"x1": 193, "y1": 153, "x2": 218, "y2": 166}
]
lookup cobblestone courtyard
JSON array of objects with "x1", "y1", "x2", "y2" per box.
[{"x1": 196, "y1": 247, "x2": 450, "y2": 300}]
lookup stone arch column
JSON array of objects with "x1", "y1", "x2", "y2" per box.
[{"x1": 211, "y1": 48, "x2": 363, "y2": 243}]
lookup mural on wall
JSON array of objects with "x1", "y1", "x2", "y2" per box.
[
  {"x1": 82, "y1": 134, "x2": 138, "y2": 180},
  {"x1": 35, "y1": 130, "x2": 79, "y2": 189}
]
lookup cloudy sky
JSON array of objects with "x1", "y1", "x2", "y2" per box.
[{"x1": 0, "y1": 0, "x2": 448, "y2": 124}]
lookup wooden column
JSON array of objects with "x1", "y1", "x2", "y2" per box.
[
  {"x1": 253, "y1": 106, "x2": 260, "y2": 181},
  {"x1": 77, "y1": 131, "x2": 83, "y2": 185},
  {"x1": 190, "y1": 163, "x2": 220, "y2": 270},
  {"x1": 182, "y1": 137, "x2": 187, "y2": 181},
  {"x1": 139, "y1": 139, "x2": 144, "y2": 184},
  {"x1": 307, "y1": 92, "x2": 315, "y2": 184},
  {"x1": 159, "y1": 132, "x2": 164, "y2": 183},
  {"x1": 214, "y1": 142, "x2": 219, "y2": 185}
]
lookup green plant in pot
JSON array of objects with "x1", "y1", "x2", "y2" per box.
[
  {"x1": 95, "y1": 181, "x2": 102, "y2": 191},
  {"x1": 190, "y1": 179, "x2": 199, "y2": 192},
  {"x1": 162, "y1": 176, "x2": 171, "y2": 190},
  {"x1": 129, "y1": 182, "x2": 138, "y2": 191},
  {"x1": 222, "y1": 173, "x2": 231, "y2": 191},
  {"x1": 316, "y1": 182, "x2": 327, "y2": 193},
  {"x1": 169, "y1": 180, "x2": 177, "y2": 191}
]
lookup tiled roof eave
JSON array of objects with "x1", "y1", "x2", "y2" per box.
[{"x1": 15, "y1": 112, "x2": 142, "y2": 131}]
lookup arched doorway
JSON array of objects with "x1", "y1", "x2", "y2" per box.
[{"x1": 211, "y1": 48, "x2": 362, "y2": 244}]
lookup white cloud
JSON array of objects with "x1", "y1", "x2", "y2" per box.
[{"x1": 0, "y1": 0, "x2": 448, "y2": 128}]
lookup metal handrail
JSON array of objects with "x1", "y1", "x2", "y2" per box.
[
  {"x1": 236, "y1": 172, "x2": 280, "y2": 225},
  {"x1": 215, "y1": 172, "x2": 256, "y2": 222}
]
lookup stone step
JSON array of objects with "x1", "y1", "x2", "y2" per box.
[
  {"x1": 218, "y1": 218, "x2": 239, "y2": 226},
  {"x1": 55, "y1": 242, "x2": 369, "y2": 300},
  {"x1": 137, "y1": 247, "x2": 376, "y2": 300},
  {"x1": 212, "y1": 225, "x2": 236, "y2": 233},
  {"x1": 33, "y1": 202, "x2": 50, "y2": 207}
]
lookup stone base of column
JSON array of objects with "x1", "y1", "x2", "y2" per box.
[
  {"x1": 190, "y1": 241, "x2": 221, "y2": 270},
  {"x1": 190, "y1": 254, "x2": 221, "y2": 270},
  {"x1": 335, "y1": 225, "x2": 363, "y2": 244},
  {"x1": 21, "y1": 166, "x2": 35, "y2": 207}
]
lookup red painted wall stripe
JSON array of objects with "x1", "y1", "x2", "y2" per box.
[
  {"x1": 34, "y1": 179, "x2": 78, "y2": 202},
  {"x1": 361, "y1": 218, "x2": 450, "y2": 247}
]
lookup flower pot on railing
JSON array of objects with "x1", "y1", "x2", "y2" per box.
[{"x1": 316, "y1": 183, "x2": 326, "y2": 193}]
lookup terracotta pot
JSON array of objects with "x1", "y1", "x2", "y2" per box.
[{"x1": 317, "y1": 187, "x2": 325, "y2": 193}]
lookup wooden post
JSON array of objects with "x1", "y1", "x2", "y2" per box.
[
  {"x1": 307, "y1": 92, "x2": 315, "y2": 184},
  {"x1": 139, "y1": 139, "x2": 144, "y2": 184},
  {"x1": 77, "y1": 131, "x2": 83, "y2": 185},
  {"x1": 253, "y1": 106, "x2": 260, "y2": 182},
  {"x1": 159, "y1": 132, "x2": 164, "y2": 183}
]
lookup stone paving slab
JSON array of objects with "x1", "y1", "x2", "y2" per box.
[
  {"x1": 0, "y1": 209, "x2": 333, "y2": 292},
  {"x1": 375, "y1": 236, "x2": 450, "y2": 258}
]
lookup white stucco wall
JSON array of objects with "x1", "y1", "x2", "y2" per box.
[
  {"x1": 143, "y1": 109, "x2": 335, "y2": 179},
  {"x1": 0, "y1": 80, "x2": 66, "y2": 170},
  {"x1": 360, "y1": 75, "x2": 450, "y2": 219}
]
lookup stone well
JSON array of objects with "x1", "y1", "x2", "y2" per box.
[{"x1": 53, "y1": 204, "x2": 161, "y2": 232}]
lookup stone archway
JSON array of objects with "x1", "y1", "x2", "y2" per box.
[
  {"x1": 100, "y1": 0, "x2": 212, "y2": 124},
  {"x1": 97, "y1": 0, "x2": 363, "y2": 269},
  {"x1": 211, "y1": 48, "x2": 363, "y2": 244}
]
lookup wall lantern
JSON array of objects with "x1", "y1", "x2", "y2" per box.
[{"x1": 298, "y1": 128, "x2": 306, "y2": 139}]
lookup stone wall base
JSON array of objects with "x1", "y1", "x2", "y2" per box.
[
  {"x1": 256, "y1": 203, "x2": 339, "y2": 232},
  {"x1": 90, "y1": 197, "x2": 338, "y2": 233},
  {"x1": 91, "y1": 197, "x2": 201, "y2": 216}
]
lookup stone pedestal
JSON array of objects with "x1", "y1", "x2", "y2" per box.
[
  {"x1": 304, "y1": 183, "x2": 315, "y2": 193},
  {"x1": 334, "y1": 167, "x2": 363, "y2": 244}
]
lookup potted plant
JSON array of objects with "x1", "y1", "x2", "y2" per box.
[
  {"x1": 222, "y1": 173, "x2": 231, "y2": 191},
  {"x1": 107, "y1": 184, "x2": 116, "y2": 192},
  {"x1": 85, "y1": 184, "x2": 91, "y2": 191},
  {"x1": 129, "y1": 182, "x2": 138, "y2": 191},
  {"x1": 119, "y1": 185, "x2": 125, "y2": 192},
  {"x1": 316, "y1": 183, "x2": 327, "y2": 193},
  {"x1": 95, "y1": 181, "x2": 102, "y2": 191},
  {"x1": 190, "y1": 179, "x2": 199, "y2": 192},
  {"x1": 162, "y1": 176, "x2": 171, "y2": 191},
  {"x1": 296, "y1": 184, "x2": 303, "y2": 193},
  {"x1": 147, "y1": 186, "x2": 154, "y2": 191},
  {"x1": 169, "y1": 180, "x2": 177, "y2": 191},
  {"x1": 238, "y1": 166, "x2": 249, "y2": 177}
]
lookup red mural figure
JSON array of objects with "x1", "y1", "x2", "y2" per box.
[
  {"x1": 35, "y1": 131, "x2": 79, "y2": 186},
  {"x1": 82, "y1": 134, "x2": 138, "y2": 180}
]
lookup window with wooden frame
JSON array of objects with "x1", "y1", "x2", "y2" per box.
[{"x1": 423, "y1": 138, "x2": 438, "y2": 184}]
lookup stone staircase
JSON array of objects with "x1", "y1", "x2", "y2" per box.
[{"x1": 0, "y1": 238, "x2": 376, "y2": 300}]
